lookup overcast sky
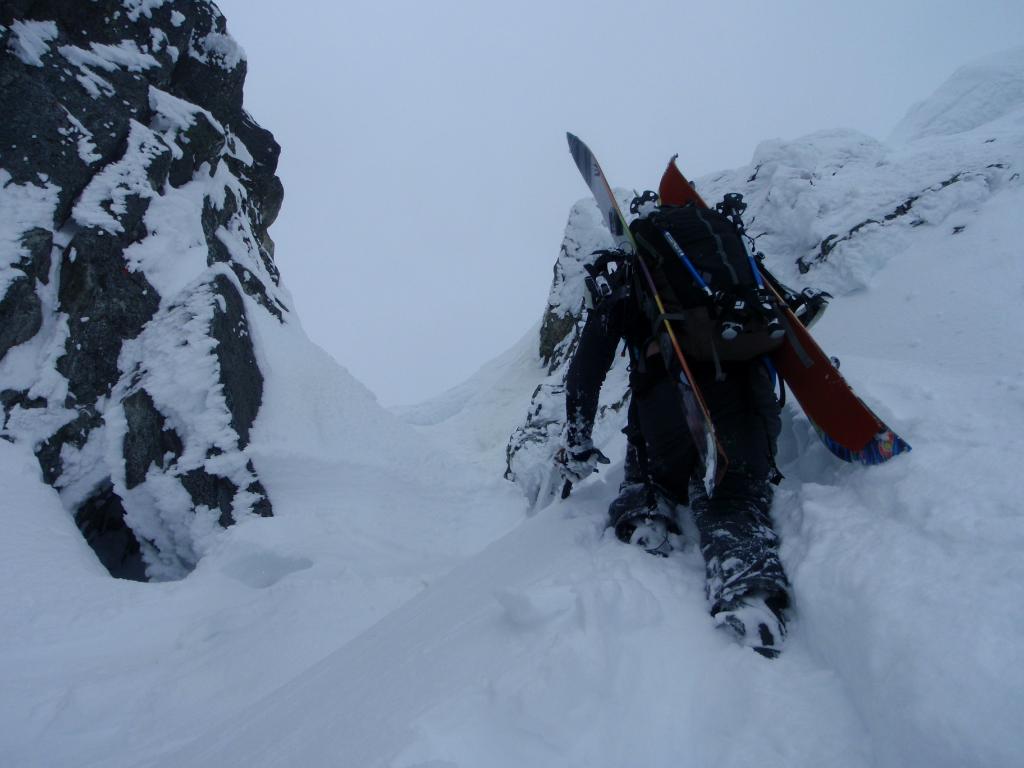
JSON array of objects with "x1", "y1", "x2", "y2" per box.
[{"x1": 213, "y1": 0, "x2": 1023, "y2": 406}]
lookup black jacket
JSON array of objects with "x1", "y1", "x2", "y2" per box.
[{"x1": 564, "y1": 282, "x2": 643, "y2": 448}]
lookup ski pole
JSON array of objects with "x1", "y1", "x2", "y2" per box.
[
  {"x1": 742, "y1": 244, "x2": 767, "y2": 290},
  {"x1": 659, "y1": 230, "x2": 714, "y2": 297}
]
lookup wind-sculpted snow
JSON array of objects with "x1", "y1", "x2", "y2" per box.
[
  {"x1": 0, "y1": 1, "x2": 284, "y2": 579},
  {"x1": 696, "y1": 61, "x2": 1024, "y2": 288}
]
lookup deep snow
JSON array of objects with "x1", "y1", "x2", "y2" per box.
[{"x1": 3, "y1": 48, "x2": 1024, "y2": 768}]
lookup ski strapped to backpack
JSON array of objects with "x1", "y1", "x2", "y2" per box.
[
  {"x1": 627, "y1": 196, "x2": 789, "y2": 379},
  {"x1": 655, "y1": 155, "x2": 911, "y2": 465},
  {"x1": 567, "y1": 133, "x2": 728, "y2": 494}
]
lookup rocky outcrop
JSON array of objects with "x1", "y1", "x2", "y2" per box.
[
  {"x1": 504, "y1": 196, "x2": 631, "y2": 507},
  {"x1": 694, "y1": 127, "x2": 1020, "y2": 294},
  {"x1": 0, "y1": 1, "x2": 284, "y2": 580}
]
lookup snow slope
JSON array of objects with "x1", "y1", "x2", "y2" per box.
[
  {"x1": 395, "y1": 322, "x2": 549, "y2": 472},
  {"x1": 0, "y1": 313, "x2": 526, "y2": 768},
  {"x1": 145, "y1": 169, "x2": 1024, "y2": 767},
  {"x1": 3, "y1": 49, "x2": 1024, "y2": 768}
]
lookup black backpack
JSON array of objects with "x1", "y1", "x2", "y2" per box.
[{"x1": 627, "y1": 195, "x2": 785, "y2": 363}]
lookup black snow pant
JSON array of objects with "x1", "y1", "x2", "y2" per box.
[{"x1": 631, "y1": 357, "x2": 790, "y2": 612}]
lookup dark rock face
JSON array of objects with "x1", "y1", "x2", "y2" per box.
[
  {"x1": 19, "y1": 228, "x2": 53, "y2": 283},
  {"x1": 0, "y1": 276, "x2": 43, "y2": 358},
  {"x1": 35, "y1": 406, "x2": 103, "y2": 485},
  {"x1": 0, "y1": 228, "x2": 51, "y2": 359},
  {"x1": 122, "y1": 388, "x2": 182, "y2": 489},
  {"x1": 56, "y1": 229, "x2": 162, "y2": 405},
  {"x1": 74, "y1": 479, "x2": 146, "y2": 581},
  {"x1": 209, "y1": 273, "x2": 262, "y2": 446},
  {"x1": 0, "y1": 1, "x2": 286, "y2": 580}
]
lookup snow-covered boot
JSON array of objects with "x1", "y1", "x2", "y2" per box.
[
  {"x1": 609, "y1": 482, "x2": 680, "y2": 556},
  {"x1": 712, "y1": 591, "x2": 788, "y2": 658},
  {"x1": 627, "y1": 516, "x2": 673, "y2": 557}
]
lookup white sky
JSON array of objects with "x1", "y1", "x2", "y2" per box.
[{"x1": 213, "y1": 0, "x2": 1023, "y2": 406}]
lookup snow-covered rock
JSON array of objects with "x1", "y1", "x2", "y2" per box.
[
  {"x1": 503, "y1": 192, "x2": 632, "y2": 508},
  {"x1": 0, "y1": 0, "x2": 284, "y2": 579}
]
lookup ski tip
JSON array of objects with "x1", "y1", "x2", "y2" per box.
[
  {"x1": 814, "y1": 425, "x2": 912, "y2": 465},
  {"x1": 566, "y1": 133, "x2": 596, "y2": 179},
  {"x1": 659, "y1": 157, "x2": 707, "y2": 208}
]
